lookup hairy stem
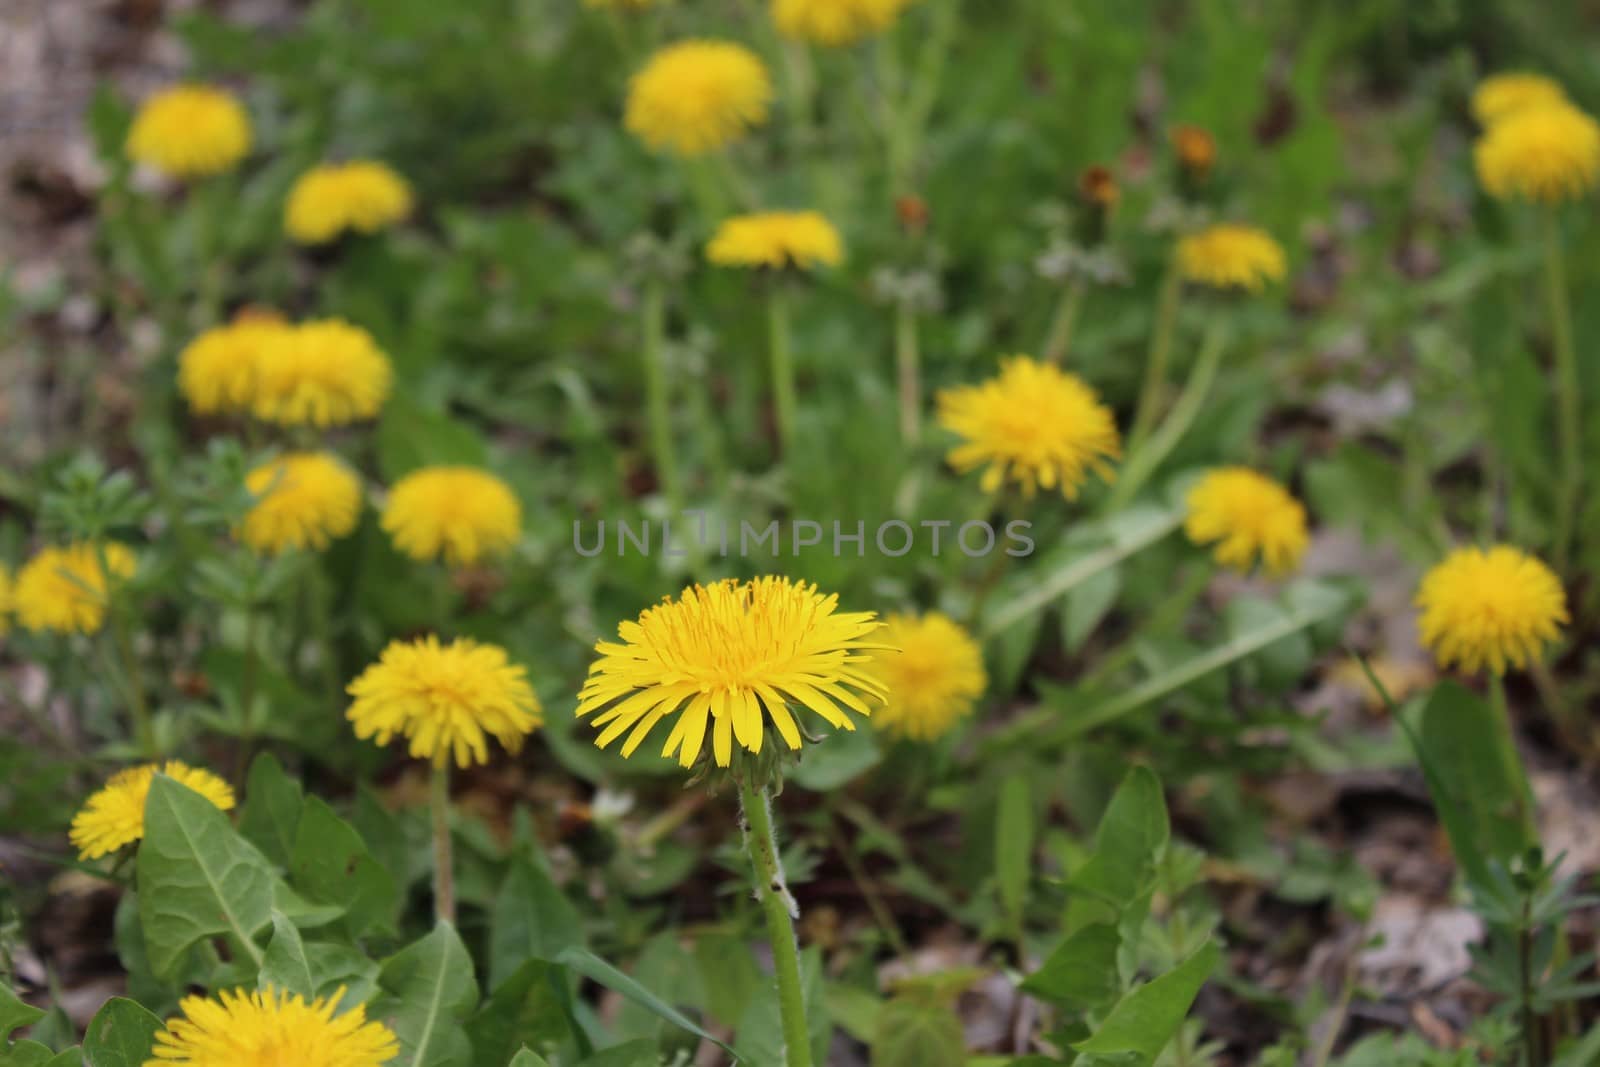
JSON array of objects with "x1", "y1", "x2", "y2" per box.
[{"x1": 740, "y1": 781, "x2": 813, "y2": 1067}]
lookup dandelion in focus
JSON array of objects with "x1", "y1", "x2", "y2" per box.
[
  {"x1": 625, "y1": 41, "x2": 773, "y2": 156},
  {"x1": 69, "y1": 762, "x2": 235, "y2": 860},
  {"x1": 1472, "y1": 72, "x2": 1567, "y2": 126},
  {"x1": 146, "y1": 986, "x2": 397, "y2": 1067},
  {"x1": 238, "y1": 452, "x2": 363, "y2": 555},
  {"x1": 863, "y1": 613, "x2": 986, "y2": 741},
  {"x1": 937, "y1": 356, "x2": 1121, "y2": 498},
  {"x1": 177, "y1": 313, "x2": 292, "y2": 416},
  {"x1": 576, "y1": 577, "x2": 884, "y2": 768},
  {"x1": 251, "y1": 319, "x2": 393, "y2": 427},
  {"x1": 707, "y1": 211, "x2": 844, "y2": 271},
  {"x1": 14, "y1": 542, "x2": 136, "y2": 635},
  {"x1": 381, "y1": 466, "x2": 522, "y2": 567},
  {"x1": 1177, "y1": 223, "x2": 1287, "y2": 292},
  {"x1": 1416, "y1": 546, "x2": 1567, "y2": 675},
  {"x1": 1184, "y1": 467, "x2": 1309, "y2": 576},
  {"x1": 126, "y1": 85, "x2": 251, "y2": 180},
  {"x1": 771, "y1": 0, "x2": 912, "y2": 47},
  {"x1": 1474, "y1": 102, "x2": 1600, "y2": 204},
  {"x1": 285, "y1": 160, "x2": 414, "y2": 245}
]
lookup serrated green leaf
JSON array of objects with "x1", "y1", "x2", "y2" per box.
[
  {"x1": 1073, "y1": 941, "x2": 1219, "y2": 1066},
  {"x1": 1067, "y1": 766, "x2": 1169, "y2": 913},
  {"x1": 490, "y1": 856, "x2": 583, "y2": 987},
  {"x1": 0, "y1": 1040, "x2": 67, "y2": 1067},
  {"x1": 870, "y1": 993, "x2": 965, "y2": 1067},
  {"x1": 0, "y1": 986, "x2": 44, "y2": 1043},
  {"x1": 238, "y1": 752, "x2": 304, "y2": 869},
  {"x1": 290, "y1": 796, "x2": 399, "y2": 937},
  {"x1": 1021, "y1": 922, "x2": 1122, "y2": 1007},
  {"x1": 465, "y1": 960, "x2": 570, "y2": 1067},
  {"x1": 137, "y1": 775, "x2": 277, "y2": 977},
  {"x1": 259, "y1": 912, "x2": 315, "y2": 1000},
  {"x1": 83, "y1": 997, "x2": 163, "y2": 1067},
  {"x1": 374, "y1": 922, "x2": 479, "y2": 1067}
]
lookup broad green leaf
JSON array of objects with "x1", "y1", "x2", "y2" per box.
[
  {"x1": 137, "y1": 775, "x2": 277, "y2": 977},
  {"x1": 374, "y1": 922, "x2": 479, "y2": 1067},
  {"x1": 508, "y1": 1051, "x2": 552, "y2": 1067},
  {"x1": 733, "y1": 945, "x2": 825, "y2": 1066},
  {"x1": 788, "y1": 726, "x2": 880, "y2": 791},
  {"x1": 290, "y1": 796, "x2": 400, "y2": 937},
  {"x1": 995, "y1": 776, "x2": 1033, "y2": 932},
  {"x1": 1417, "y1": 681, "x2": 1536, "y2": 884},
  {"x1": 259, "y1": 912, "x2": 315, "y2": 1000},
  {"x1": 1021, "y1": 922, "x2": 1122, "y2": 1007},
  {"x1": 238, "y1": 752, "x2": 304, "y2": 869},
  {"x1": 1073, "y1": 941, "x2": 1219, "y2": 1066},
  {"x1": 0, "y1": 1040, "x2": 70, "y2": 1067},
  {"x1": 83, "y1": 997, "x2": 163, "y2": 1067},
  {"x1": 558, "y1": 947, "x2": 738, "y2": 1061},
  {"x1": 465, "y1": 960, "x2": 571, "y2": 1067},
  {"x1": 1068, "y1": 767, "x2": 1169, "y2": 911},
  {"x1": 0, "y1": 987, "x2": 43, "y2": 1042},
  {"x1": 614, "y1": 934, "x2": 704, "y2": 1041},
  {"x1": 871, "y1": 993, "x2": 964, "y2": 1067},
  {"x1": 694, "y1": 932, "x2": 761, "y2": 1028},
  {"x1": 490, "y1": 856, "x2": 584, "y2": 986}
]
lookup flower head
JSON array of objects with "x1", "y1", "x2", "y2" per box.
[
  {"x1": 707, "y1": 211, "x2": 844, "y2": 271},
  {"x1": 126, "y1": 85, "x2": 251, "y2": 179},
  {"x1": 1172, "y1": 123, "x2": 1218, "y2": 178},
  {"x1": 146, "y1": 986, "x2": 397, "y2": 1067},
  {"x1": 577, "y1": 577, "x2": 885, "y2": 768},
  {"x1": 70, "y1": 762, "x2": 235, "y2": 860},
  {"x1": 178, "y1": 314, "x2": 293, "y2": 416},
  {"x1": 1416, "y1": 546, "x2": 1567, "y2": 675},
  {"x1": 251, "y1": 319, "x2": 393, "y2": 427},
  {"x1": 381, "y1": 467, "x2": 522, "y2": 566},
  {"x1": 239, "y1": 452, "x2": 363, "y2": 555},
  {"x1": 862, "y1": 613, "x2": 986, "y2": 741},
  {"x1": 937, "y1": 356, "x2": 1121, "y2": 498},
  {"x1": 771, "y1": 0, "x2": 912, "y2": 46},
  {"x1": 1184, "y1": 467, "x2": 1309, "y2": 576},
  {"x1": 285, "y1": 161, "x2": 414, "y2": 245},
  {"x1": 14, "y1": 542, "x2": 136, "y2": 634},
  {"x1": 1474, "y1": 103, "x2": 1600, "y2": 204},
  {"x1": 347, "y1": 636, "x2": 541, "y2": 768},
  {"x1": 1472, "y1": 73, "x2": 1567, "y2": 126},
  {"x1": 625, "y1": 41, "x2": 773, "y2": 157},
  {"x1": 1177, "y1": 223, "x2": 1286, "y2": 292}
]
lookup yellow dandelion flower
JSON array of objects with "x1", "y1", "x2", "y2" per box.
[
  {"x1": 125, "y1": 85, "x2": 251, "y2": 180},
  {"x1": 936, "y1": 356, "x2": 1121, "y2": 498},
  {"x1": 707, "y1": 211, "x2": 844, "y2": 271},
  {"x1": 1474, "y1": 103, "x2": 1600, "y2": 204},
  {"x1": 1416, "y1": 546, "x2": 1567, "y2": 676},
  {"x1": 346, "y1": 636, "x2": 542, "y2": 768},
  {"x1": 14, "y1": 542, "x2": 136, "y2": 635},
  {"x1": 862, "y1": 613, "x2": 986, "y2": 742},
  {"x1": 251, "y1": 319, "x2": 393, "y2": 427},
  {"x1": 146, "y1": 986, "x2": 397, "y2": 1067},
  {"x1": 178, "y1": 314, "x2": 292, "y2": 416},
  {"x1": 380, "y1": 467, "x2": 521, "y2": 567},
  {"x1": 1472, "y1": 73, "x2": 1567, "y2": 126},
  {"x1": 1184, "y1": 467, "x2": 1309, "y2": 576},
  {"x1": 771, "y1": 0, "x2": 912, "y2": 46},
  {"x1": 1176, "y1": 223, "x2": 1287, "y2": 292},
  {"x1": 577, "y1": 577, "x2": 885, "y2": 768},
  {"x1": 238, "y1": 452, "x2": 363, "y2": 556},
  {"x1": 69, "y1": 762, "x2": 235, "y2": 860},
  {"x1": 625, "y1": 40, "x2": 773, "y2": 157},
  {"x1": 285, "y1": 161, "x2": 414, "y2": 245}
]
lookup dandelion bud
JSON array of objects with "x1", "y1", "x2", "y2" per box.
[{"x1": 1171, "y1": 123, "x2": 1217, "y2": 193}]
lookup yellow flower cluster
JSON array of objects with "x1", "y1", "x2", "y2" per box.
[
  {"x1": 380, "y1": 466, "x2": 523, "y2": 566},
  {"x1": 1177, "y1": 223, "x2": 1287, "y2": 292},
  {"x1": 126, "y1": 85, "x2": 252, "y2": 179},
  {"x1": 147, "y1": 986, "x2": 398, "y2": 1067},
  {"x1": 771, "y1": 0, "x2": 913, "y2": 47},
  {"x1": 1416, "y1": 546, "x2": 1567, "y2": 676},
  {"x1": 626, "y1": 41, "x2": 773, "y2": 156},
  {"x1": 1184, "y1": 468, "x2": 1309, "y2": 576},
  {"x1": 70, "y1": 762, "x2": 235, "y2": 860},
  {"x1": 13, "y1": 542, "x2": 137, "y2": 635},
  {"x1": 577, "y1": 577, "x2": 885, "y2": 767},
  {"x1": 937, "y1": 356, "x2": 1121, "y2": 498},
  {"x1": 863, "y1": 613, "x2": 986, "y2": 741},
  {"x1": 285, "y1": 160, "x2": 414, "y2": 245},
  {"x1": 178, "y1": 316, "x2": 393, "y2": 427},
  {"x1": 708, "y1": 211, "x2": 844, "y2": 271}
]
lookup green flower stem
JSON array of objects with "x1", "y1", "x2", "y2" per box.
[
  {"x1": 1105, "y1": 315, "x2": 1228, "y2": 513},
  {"x1": 431, "y1": 760, "x2": 456, "y2": 924},
  {"x1": 739, "y1": 781, "x2": 813, "y2": 1067},
  {"x1": 895, "y1": 295, "x2": 922, "y2": 445},
  {"x1": 1542, "y1": 210, "x2": 1581, "y2": 574},
  {"x1": 96, "y1": 542, "x2": 155, "y2": 758},
  {"x1": 641, "y1": 278, "x2": 684, "y2": 511},
  {"x1": 1042, "y1": 275, "x2": 1088, "y2": 364},
  {"x1": 1127, "y1": 250, "x2": 1184, "y2": 452},
  {"x1": 1488, "y1": 674, "x2": 1538, "y2": 842},
  {"x1": 768, "y1": 285, "x2": 799, "y2": 457},
  {"x1": 684, "y1": 158, "x2": 731, "y2": 231}
]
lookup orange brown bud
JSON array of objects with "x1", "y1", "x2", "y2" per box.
[{"x1": 1172, "y1": 124, "x2": 1217, "y2": 180}]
